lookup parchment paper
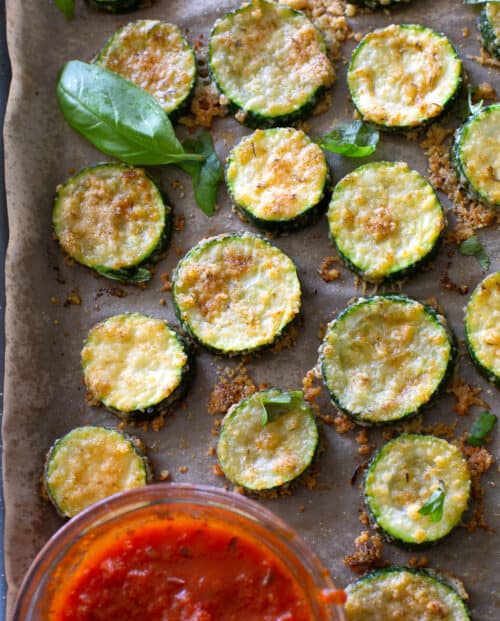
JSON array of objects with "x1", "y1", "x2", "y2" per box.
[{"x1": 3, "y1": 0, "x2": 499, "y2": 618}]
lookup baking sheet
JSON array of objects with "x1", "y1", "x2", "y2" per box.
[{"x1": 3, "y1": 0, "x2": 499, "y2": 617}]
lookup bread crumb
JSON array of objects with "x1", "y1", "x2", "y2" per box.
[
  {"x1": 213, "y1": 464, "x2": 224, "y2": 477},
  {"x1": 446, "y1": 374, "x2": 489, "y2": 416},
  {"x1": 208, "y1": 364, "x2": 257, "y2": 415},
  {"x1": 178, "y1": 465, "x2": 188, "y2": 474},
  {"x1": 319, "y1": 256, "x2": 341, "y2": 282},
  {"x1": 343, "y1": 531, "x2": 385, "y2": 574},
  {"x1": 174, "y1": 215, "x2": 186, "y2": 231},
  {"x1": 409, "y1": 556, "x2": 429, "y2": 568},
  {"x1": 64, "y1": 289, "x2": 81, "y2": 306},
  {"x1": 159, "y1": 273, "x2": 172, "y2": 292},
  {"x1": 158, "y1": 470, "x2": 170, "y2": 481}
]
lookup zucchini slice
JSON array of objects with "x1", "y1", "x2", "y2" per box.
[
  {"x1": 172, "y1": 233, "x2": 301, "y2": 355},
  {"x1": 320, "y1": 295, "x2": 455, "y2": 425},
  {"x1": 53, "y1": 163, "x2": 170, "y2": 283},
  {"x1": 327, "y1": 162, "x2": 445, "y2": 282},
  {"x1": 82, "y1": 314, "x2": 191, "y2": 419},
  {"x1": 364, "y1": 434, "x2": 471, "y2": 546},
  {"x1": 226, "y1": 128, "x2": 331, "y2": 232},
  {"x1": 465, "y1": 271, "x2": 500, "y2": 387},
  {"x1": 86, "y1": 0, "x2": 144, "y2": 12},
  {"x1": 95, "y1": 20, "x2": 196, "y2": 116},
  {"x1": 347, "y1": 24, "x2": 462, "y2": 130},
  {"x1": 208, "y1": 0, "x2": 334, "y2": 128},
  {"x1": 217, "y1": 389, "x2": 318, "y2": 490},
  {"x1": 479, "y1": 3, "x2": 500, "y2": 60},
  {"x1": 44, "y1": 426, "x2": 151, "y2": 518},
  {"x1": 452, "y1": 104, "x2": 500, "y2": 208},
  {"x1": 345, "y1": 567, "x2": 470, "y2": 621}
]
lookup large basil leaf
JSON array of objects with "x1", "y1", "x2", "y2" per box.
[{"x1": 56, "y1": 61, "x2": 203, "y2": 166}]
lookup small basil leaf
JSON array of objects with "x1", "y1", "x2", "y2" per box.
[
  {"x1": 95, "y1": 266, "x2": 152, "y2": 283},
  {"x1": 56, "y1": 61, "x2": 203, "y2": 166},
  {"x1": 260, "y1": 391, "x2": 304, "y2": 426},
  {"x1": 458, "y1": 235, "x2": 490, "y2": 270},
  {"x1": 467, "y1": 411, "x2": 498, "y2": 446},
  {"x1": 418, "y1": 481, "x2": 446, "y2": 522},
  {"x1": 467, "y1": 85, "x2": 484, "y2": 117},
  {"x1": 179, "y1": 131, "x2": 223, "y2": 216},
  {"x1": 54, "y1": 0, "x2": 75, "y2": 19},
  {"x1": 315, "y1": 121, "x2": 379, "y2": 157}
]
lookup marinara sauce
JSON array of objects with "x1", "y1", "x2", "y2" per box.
[{"x1": 49, "y1": 515, "x2": 315, "y2": 621}]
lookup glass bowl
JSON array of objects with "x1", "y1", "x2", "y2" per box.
[{"x1": 12, "y1": 483, "x2": 346, "y2": 620}]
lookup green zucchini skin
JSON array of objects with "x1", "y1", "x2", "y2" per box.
[
  {"x1": 478, "y1": 3, "x2": 500, "y2": 60},
  {"x1": 44, "y1": 426, "x2": 152, "y2": 518},
  {"x1": 85, "y1": 0, "x2": 144, "y2": 13},
  {"x1": 320, "y1": 295, "x2": 456, "y2": 426},
  {"x1": 172, "y1": 233, "x2": 302, "y2": 355},
  {"x1": 217, "y1": 389, "x2": 318, "y2": 491},
  {"x1": 364, "y1": 434, "x2": 471, "y2": 547},
  {"x1": 452, "y1": 104, "x2": 500, "y2": 208},
  {"x1": 348, "y1": 0, "x2": 411, "y2": 7},
  {"x1": 327, "y1": 161, "x2": 445, "y2": 282},
  {"x1": 95, "y1": 20, "x2": 196, "y2": 118},
  {"x1": 465, "y1": 271, "x2": 500, "y2": 388},
  {"x1": 345, "y1": 567, "x2": 471, "y2": 621},
  {"x1": 208, "y1": 0, "x2": 334, "y2": 128},
  {"x1": 82, "y1": 314, "x2": 193, "y2": 420},
  {"x1": 348, "y1": 24, "x2": 463, "y2": 131},
  {"x1": 226, "y1": 128, "x2": 331, "y2": 233},
  {"x1": 53, "y1": 163, "x2": 171, "y2": 284}
]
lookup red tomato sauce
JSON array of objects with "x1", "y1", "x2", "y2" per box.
[{"x1": 49, "y1": 516, "x2": 315, "y2": 621}]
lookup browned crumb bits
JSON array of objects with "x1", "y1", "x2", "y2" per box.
[
  {"x1": 343, "y1": 531, "x2": 385, "y2": 574},
  {"x1": 207, "y1": 364, "x2": 257, "y2": 416},
  {"x1": 64, "y1": 289, "x2": 81, "y2": 306},
  {"x1": 420, "y1": 124, "x2": 498, "y2": 242},
  {"x1": 457, "y1": 438, "x2": 495, "y2": 532},
  {"x1": 159, "y1": 273, "x2": 172, "y2": 292},
  {"x1": 178, "y1": 465, "x2": 188, "y2": 474},
  {"x1": 319, "y1": 256, "x2": 341, "y2": 282},
  {"x1": 446, "y1": 374, "x2": 489, "y2": 416}
]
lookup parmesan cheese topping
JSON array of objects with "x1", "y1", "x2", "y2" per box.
[
  {"x1": 173, "y1": 234, "x2": 301, "y2": 353},
  {"x1": 328, "y1": 162, "x2": 444, "y2": 281},
  {"x1": 346, "y1": 570, "x2": 470, "y2": 621},
  {"x1": 54, "y1": 165, "x2": 166, "y2": 270},
  {"x1": 97, "y1": 20, "x2": 196, "y2": 114},
  {"x1": 217, "y1": 390, "x2": 318, "y2": 489},
  {"x1": 209, "y1": 0, "x2": 334, "y2": 118},
  {"x1": 321, "y1": 297, "x2": 452, "y2": 423},
  {"x1": 348, "y1": 25, "x2": 462, "y2": 127},
  {"x1": 82, "y1": 314, "x2": 188, "y2": 412},
  {"x1": 227, "y1": 128, "x2": 328, "y2": 220},
  {"x1": 365, "y1": 435, "x2": 470, "y2": 543},
  {"x1": 466, "y1": 271, "x2": 500, "y2": 378},
  {"x1": 46, "y1": 427, "x2": 147, "y2": 517},
  {"x1": 459, "y1": 105, "x2": 500, "y2": 206}
]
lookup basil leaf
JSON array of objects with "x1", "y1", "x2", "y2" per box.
[
  {"x1": 418, "y1": 481, "x2": 446, "y2": 522},
  {"x1": 467, "y1": 85, "x2": 484, "y2": 117},
  {"x1": 56, "y1": 61, "x2": 203, "y2": 166},
  {"x1": 467, "y1": 411, "x2": 498, "y2": 446},
  {"x1": 95, "y1": 266, "x2": 152, "y2": 283},
  {"x1": 458, "y1": 235, "x2": 490, "y2": 270},
  {"x1": 179, "y1": 131, "x2": 223, "y2": 216},
  {"x1": 54, "y1": 0, "x2": 75, "y2": 19},
  {"x1": 260, "y1": 391, "x2": 304, "y2": 426},
  {"x1": 315, "y1": 121, "x2": 379, "y2": 157}
]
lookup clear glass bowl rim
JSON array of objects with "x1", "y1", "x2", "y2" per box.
[{"x1": 13, "y1": 482, "x2": 346, "y2": 621}]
